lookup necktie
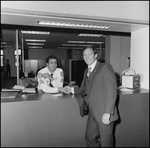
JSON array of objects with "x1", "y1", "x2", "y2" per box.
[
  {"x1": 50, "y1": 73, "x2": 53, "y2": 87},
  {"x1": 87, "y1": 68, "x2": 91, "y2": 77}
]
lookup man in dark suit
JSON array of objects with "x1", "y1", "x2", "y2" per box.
[
  {"x1": 65, "y1": 47, "x2": 119, "y2": 147},
  {"x1": 6, "y1": 59, "x2": 11, "y2": 77}
]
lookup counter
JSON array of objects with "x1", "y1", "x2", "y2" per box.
[
  {"x1": 1, "y1": 88, "x2": 149, "y2": 147},
  {"x1": 1, "y1": 92, "x2": 87, "y2": 147},
  {"x1": 116, "y1": 88, "x2": 149, "y2": 147}
]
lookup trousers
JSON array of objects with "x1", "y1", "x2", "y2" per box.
[{"x1": 85, "y1": 110, "x2": 114, "y2": 147}]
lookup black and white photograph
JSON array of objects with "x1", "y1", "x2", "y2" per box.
[{"x1": 1, "y1": 1, "x2": 149, "y2": 147}]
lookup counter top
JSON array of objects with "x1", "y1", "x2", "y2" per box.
[
  {"x1": 1, "y1": 88, "x2": 149, "y2": 103},
  {"x1": 117, "y1": 88, "x2": 149, "y2": 95},
  {"x1": 1, "y1": 92, "x2": 75, "y2": 103}
]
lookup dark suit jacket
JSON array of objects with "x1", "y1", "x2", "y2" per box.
[{"x1": 75, "y1": 61, "x2": 118, "y2": 123}]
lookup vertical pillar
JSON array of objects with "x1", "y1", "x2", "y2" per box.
[
  {"x1": 105, "y1": 35, "x2": 130, "y2": 79},
  {"x1": 22, "y1": 37, "x2": 25, "y2": 72},
  {"x1": 16, "y1": 29, "x2": 19, "y2": 85}
]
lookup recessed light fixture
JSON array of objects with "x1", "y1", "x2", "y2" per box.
[
  {"x1": 1, "y1": 42, "x2": 7, "y2": 44},
  {"x1": 78, "y1": 34, "x2": 103, "y2": 37},
  {"x1": 25, "y1": 39, "x2": 46, "y2": 42},
  {"x1": 14, "y1": 50, "x2": 21, "y2": 55},
  {"x1": 21, "y1": 30, "x2": 50, "y2": 35},
  {"x1": 27, "y1": 43, "x2": 44, "y2": 45},
  {"x1": 78, "y1": 44, "x2": 93, "y2": 47},
  {"x1": 68, "y1": 41, "x2": 86, "y2": 43},
  {"x1": 57, "y1": 47, "x2": 70, "y2": 49},
  {"x1": 62, "y1": 44, "x2": 77, "y2": 46},
  {"x1": 37, "y1": 21, "x2": 111, "y2": 29},
  {"x1": 3, "y1": 45, "x2": 12, "y2": 48},
  {"x1": 86, "y1": 42, "x2": 104, "y2": 44},
  {"x1": 28, "y1": 46, "x2": 43, "y2": 48},
  {"x1": 71, "y1": 47, "x2": 83, "y2": 49},
  {"x1": 68, "y1": 41, "x2": 104, "y2": 44}
]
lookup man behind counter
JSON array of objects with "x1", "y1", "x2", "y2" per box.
[{"x1": 37, "y1": 55, "x2": 65, "y2": 93}]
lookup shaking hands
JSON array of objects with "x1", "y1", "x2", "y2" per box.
[{"x1": 58, "y1": 86, "x2": 72, "y2": 94}]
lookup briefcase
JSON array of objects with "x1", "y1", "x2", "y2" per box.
[{"x1": 121, "y1": 68, "x2": 141, "y2": 89}]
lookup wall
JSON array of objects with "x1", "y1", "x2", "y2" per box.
[
  {"x1": 27, "y1": 48, "x2": 68, "y2": 80},
  {"x1": 105, "y1": 35, "x2": 130, "y2": 79},
  {"x1": 28, "y1": 48, "x2": 67, "y2": 60},
  {"x1": 130, "y1": 27, "x2": 149, "y2": 89}
]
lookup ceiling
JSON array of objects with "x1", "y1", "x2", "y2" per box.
[
  {"x1": 1, "y1": 27, "x2": 107, "y2": 50},
  {"x1": 1, "y1": 8, "x2": 148, "y2": 51}
]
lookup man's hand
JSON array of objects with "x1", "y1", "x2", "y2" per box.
[
  {"x1": 58, "y1": 87, "x2": 65, "y2": 93},
  {"x1": 64, "y1": 86, "x2": 72, "y2": 94},
  {"x1": 102, "y1": 113, "x2": 111, "y2": 125},
  {"x1": 58, "y1": 86, "x2": 72, "y2": 94}
]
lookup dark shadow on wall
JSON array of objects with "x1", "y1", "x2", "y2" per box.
[
  {"x1": 113, "y1": 95, "x2": 121, "y2": 147},
  {"x1": 115, "y1": 73, "x2": 121, "y2": 87}
]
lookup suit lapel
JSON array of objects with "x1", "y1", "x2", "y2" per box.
[{"x1": 77, "y1": 68, "x2": 88, "y2": 96}]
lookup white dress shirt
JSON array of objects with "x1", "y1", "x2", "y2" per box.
[
  {"x1": 37, "y1": 67, "x2": 64, "y2": 93},
  {"x1": 88, "y1": 60, "x2": 97, "y2": 74}
]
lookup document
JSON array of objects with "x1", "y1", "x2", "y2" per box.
[
  {"x1": 13, "y1": 85, "x2": 25, "y2": 90},
  {"x1": 1, "y1": 91, "x2": 18, "y2": 99},
  {"x1": 2, "y1": 88, "x2": 20, "y2": 92},
  {"x1": 23, "y1": 88, "x2": 36, "y2": 93},
  {"x1": 119, "y1": 87, "x2": 135, "y2": 92}
]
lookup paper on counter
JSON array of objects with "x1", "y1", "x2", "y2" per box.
[
  {"x1": 13, "y1": 85, "x2": 25, "y2": 90},
  {"x1": 120, "y1": 88, "x2": 135, "y2": 92},
  {"x1": 23, "y1": 88, "x2": 36, "y2": 93},
  {"x1": 52, "y1": 93, "x2": 63, "y2": 97},
  {"x1": 1, "y1": 91, "x2": 18, "y2": 98},
  {"x1": 2, "y1": 88, "x2": 20, "y2": 92}
]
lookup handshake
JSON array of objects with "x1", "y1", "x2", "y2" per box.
[{"x1": 58, "y1": 86, "x2": 72, "y2": 94}]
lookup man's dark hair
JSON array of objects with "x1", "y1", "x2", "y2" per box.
[
  {"x1": 45, "y1": 55, "x2": 58, "y2": 64},
  {"x1": 83, "y1": 47, "x2": 97, "y2": 55}
]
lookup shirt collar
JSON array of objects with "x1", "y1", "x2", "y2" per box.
[
  {"x1": 88, "y1": 60, "x2": 97, "y2": 72},
  {"x1": 46, "y1": 67, "x2": 57, "y2": 74}
]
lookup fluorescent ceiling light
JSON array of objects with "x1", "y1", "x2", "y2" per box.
[
  {"x1": 71, "y1": 47, "x2": 83, "y2": 49},
  {"x1": 3, "y1": 45, "x2": 11, "y2": 48},
  {"x1": 1, "y1": 42, "x2": 7, "y2": 44},
  {"x1": 37, "y1": 21, "x2": 111, "y2": 29},
  {"x1": 62, "y1": 44, "x2": 77, "y2": 46},
  {"x1": 21, "y1": 30, "x2": 50, "y2": 35},
  {"x1": 68, "y1": 41, "x2": 104, "y2": 44},
  {"x1": 78, "y1": 44, "x2": 93, "y2": 47},
  {"x1": 57, "y1": 47, "x2": 70, "y2": 49},
  {"x1": 15, "y1": 50, "x2": 21, "y2": 55},
  {"x1": 25, "y1": 39, "x2": 46, "y2": 42},
  {"x1": 1, "y1": 50, "x2": 3, "y2": 55},
  {"x1": 86, "y1": 42, "x2": 104, "y2": 44},
  {"x1": 27, "y1": 43, "x2": 44, "y2": 45},
  {"x1": 78, "y1": 34, "x2": 103, "y2": 37},
  {"x1": 28, "y1": 46, "x2": 43, "y2": 48},
  {"x1": 68, "y1": 41, "x2": 86, "y2": 43}
]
